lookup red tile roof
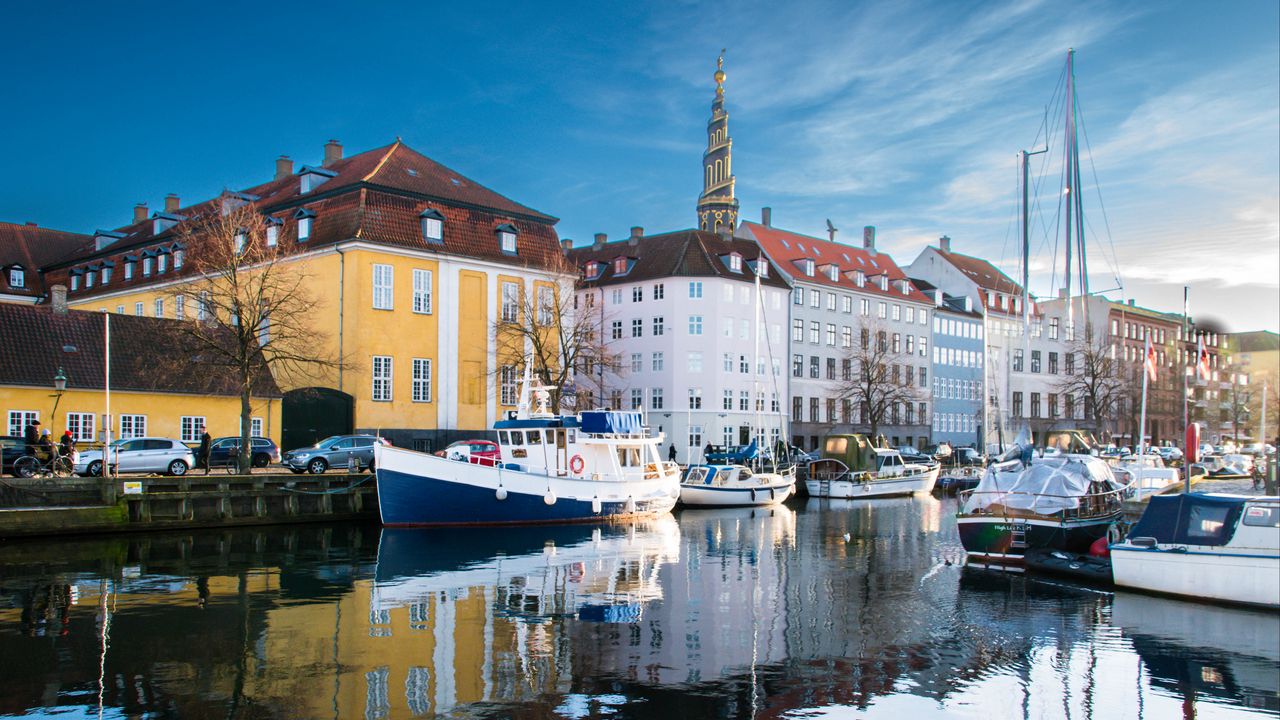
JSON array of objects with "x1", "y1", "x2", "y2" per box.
[
  {"x1": 0, "y1": 222, "x2": 92, "y2": 298},
  {"x1": 739, "y1": 221, "x2": 932, "y2": 304},
  {"x1": 567, "y1": 229, "x2": 791, "y2": 290},
  {"x1": 932, "y1": 247, "x2": 1029, "y2": 317}
]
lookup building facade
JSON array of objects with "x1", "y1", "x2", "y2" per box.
[{"x1": 912, "y1": 281, "x2": 985, "y2": 448}]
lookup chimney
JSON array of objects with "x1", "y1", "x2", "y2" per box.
[
  {"x1": 51, "y1": 285, "x2": 68, "y2": 315},
  {"x1": 560, "y1": 238, "x2": 573, "y2": 252},
  {"x1": 133, "y1": 203, "x2": 148, "y2": 224},
  {"x1": 593, "y1": 233, "x2": 607, "y2": 249},
  {"x1": 629, "y1": 226, "x2": 643, "y2": 246},
  {"x1": 863, "y1": 225, "x2": 876, "y2": 250},
  {"x1": 1058, "y1": 287, "x2": 1068, "y2": 299},
  {"x1": 323, "y1": 139, "x2": 343, "y2": 167},
  {"x1": 275, "y1": 155, "x2": 294, "y2": 180},
  {"x1": 761, "y1": 207, "x2": 772, "y2": 227},
  {"x1": 164, "y1": 194, "x2": 180, "y2": 213},
  {"x1": 940, "y1": 235, "x2": 951, "y2": 253},
  {"x1": 1128, "y1": 299, "x2": 1136, "y2": 307}
]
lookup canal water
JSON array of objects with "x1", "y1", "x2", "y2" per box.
[{"x1": 0, "y1": 496, "x2": 1276, "y2": 719}]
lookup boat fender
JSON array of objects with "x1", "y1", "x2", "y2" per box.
[
  {"x1": 769, "y1": 487, "x2": 775, "y2": 500},
  {"x1": 625, "y1": 497, "x2": 636, "y2": 513},
  {"x1": 750, "y1": 489, "x2": 757, "y2": 502},
  {"x1": 544, "y1": 491, "x2": 557, "y2": 506},
  {"x1": 569, "y1": 454, "x2": 585, "y2": 474},
  {"x1": 591, "y1": 497, "x2": 602, "y2": 514},
  {"x1": 495, "y1": 487, "x2": 508, "y2": 501}
]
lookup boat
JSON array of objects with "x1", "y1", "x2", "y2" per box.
[
  {"x1": 936, "y1": 465, "x2": 984, "y2": 495},
  {"x1": 679, "y1": 463, "x2": 796, "y2": 507},
  {"x1": 1022, "y1": 548, "x2": 1113, "y2": 585},
  {"x1": 1110, "y1": 493, "x2": 1280, "y2": 608},
  {"x1": 956, "y1": 429, "x2": 1129, "y2": 566},
  {"x1": 1108, "y1": 453, "x2": 1182, "y2": 500},
  {"x1": 805, "y1": 433, "x2": 940, "y2": 499},
  {"x1": 375, "y1": 381, "x2": 681, "y2": 526}
]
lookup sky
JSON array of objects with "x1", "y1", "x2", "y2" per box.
[{"x1": 2, "y1": 0, "x2": 1277, "y2": 331}]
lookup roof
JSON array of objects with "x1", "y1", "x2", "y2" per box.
[
  {"x1": 567, "y1": 229, "x2": 791, "y2": 290},
  {"x1": 737, "y1": 221, "x2": 931, "y2": 303},
  {"x1": 1108, "y1": 300, "x2": 1183, "y2": 327},
  {"x1": 0, "y1": 304, "x2": 281, "y2": 397},
  {"x1": 933, "y1": 247, "x2": 1024, "y2": 296},
  {"x1": 1231, "y1": 330, "x2": 1280, "y2": 353},
  {"x1": 0, "y1": 222, "x2": 92, "y2": 298}
]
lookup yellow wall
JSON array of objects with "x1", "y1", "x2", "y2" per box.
[
  {"x1": 457, "y1": 270, "x2": 488, "y2": 430},
  {"x1": 0, "y1": 385, "x2": 281, "y2": 445}
]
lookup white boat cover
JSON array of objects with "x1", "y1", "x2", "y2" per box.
[{"x1": 963, "y1": 455, "x2": 1121, "y2": 515}]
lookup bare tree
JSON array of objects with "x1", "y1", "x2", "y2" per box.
[
  {"x1": 491, "y1": 252, "x2": 620, "y2": 412},
  {"x1": 1056, "y1": 333, "x2": 1129, "y2": 440},
  {"x1": 836, "y1": 321, "x2": 923, "y2": 441},
  {"x1": 166, "y1": 198, "x2": 343, "y2": 472}
]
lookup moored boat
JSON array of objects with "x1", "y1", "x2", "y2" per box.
[
  {"x1": 1108, "y1": 453, "x2": 1181, "y2": 500},
  {"x1": 805, "y1": 434, "x2": 939, "y2": 499},
  {"x1": 375, "y1": 384, "x2": 681, "y2": 526},
  {"x1": 679, "y1": 464, "x2": 795, "y2": 507},
  {"x1": 1110, "y1": 493, "x2": 1280, "y2": 608}
]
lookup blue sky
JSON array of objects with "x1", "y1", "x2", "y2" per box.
[{"x1": 2, "y1": 0, "x2": 1277, "y2": 331}]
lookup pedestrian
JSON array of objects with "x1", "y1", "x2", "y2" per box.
[
  {"x1": 23, "y1": 419, "x2": 40, "y2": 457},
  {"x1": 198, "y1": 426, "x2": 212, "y2": 475},
  {"x1": 668, "y1": 443, "x2": 677, "y2": 463},
  {"x1": 58, "y1": 430, "x2": 74, "y2": 459},
  {"x1": 37, "y1": 429, "x2": 54, "y2": 461}
]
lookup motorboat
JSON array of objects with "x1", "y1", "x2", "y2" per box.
[
  {"x1": 956, "y1": 430, "x2": 1129, "y2": 567},
  {"x1": 1111, "y1": 493, "x2": 1279, "y2": 608},
  {"x1": 1109, "y1": 453, "x2": 1182, "y2": 500},
  {"x1": 679, "y1": 464, "x2": 795, "y2": 507},
  {"x1": 375, "y1": 381, "x2": 681, "y2": 526},
  {"x1": 806, "y1": 434, "x2": 939, "y2": 499},
  {"x1": 936, "y1": 465, "x2": 984, "y2": 495}
]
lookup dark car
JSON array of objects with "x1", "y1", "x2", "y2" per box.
[
  {"x1": 1, "y1": 435, "x2": 26, "y2": 476},
  {"x1": 283, "y1": 434, "x2": 390, "y2": 474},
  {"x1": 207, "y1": 436, "x2": 282, "y2": 469}
]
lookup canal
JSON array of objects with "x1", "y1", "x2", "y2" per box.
[{"x1": 0, "y1": 496, "x2": 1275, "y2": 719}]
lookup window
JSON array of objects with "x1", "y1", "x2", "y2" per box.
[
  {"x1": 841, "y1": 295, "x2": 852, "y2": 313},
  {"x1": 905, "y1": 335, "x2": 915, "y2": 355},
  {"x1": 154, "y1": 298, "x2": 164, "y2": 317},
  {"x1": 860, "y1": 298, "x2": 869, "y2": 316},
  {"x1": 537, "y1": 287, "x2": 555, "y2": 325},
  {"x1": 919, "y1": 309, "x2": 927, "y2": 326},
  {"x1": 809, "y1": 321, "x2": 820, "y2": 344},
  {"x1": 180, "y1": 416, "x2": 205, "y2": 443},
  {"x1": 498, "y1": 227, "x2": 518, "y2": 254},
  {"x1": 651, "y1": 388, "x2": 664, "y2": 410},
  {"x1": 826, "y1": 358, "x2": 836, "y2": 380},
  {"x1": 124, "y1": 261, "x2": 134, "y2": 280},
  {"x1": 372, "y1": 356, "x2": 392, "y2": 401},
  {"x1": 740, "y1": 355, "x2": 750, "y2": 373},
  {"x1": 906, "y1": 307, "x2": 915, "y2": 323},
  {"x1": 175, "y1": 295, "x2": 186, "y2": 320},
  {"x1": 120, "y1": 414, "x2": 146, "y2": 439},
  {"x1": 420, "y1": 209, "x2": 444, "y2": 243},
  {"x1": 653, "y1": 283, "x2": 664, "y2": 300},
  {"x1": 629, "y1": 389, "x2": 643, "y2": 410},
  {"x1": 1030, "y1": 350, "x2": 1041, "y2": 373},
  {"x1": 793, "y1": 288, "x2": 804, "y2": 305},
  {"x1": 85, "y1": 270, "x2": 95, "y2": 288},
  {"x1": 1013, "y1": 349, "x2": 1024, "y2": 372},
  {"x1": 825, "y1": 324, "x2": 836, "y2": 346},
  {"x1": 173, "y1": 248, "x2": 185, "y2": 269},
  {"x1": 810, "y1": 356, "x2": 820, "y2": 379},
  {"x1": 740, "y1": 391, "x2": 750, "y2": 411},
  {"x1": 803, "y1": 259, "x2": 815, "y2": 276},
  {"x1": 688, "y1": 387, "x2": 703, "y2": 409},
  {"x1": 1049, "y1": 318, "x2": 1059, "y2": 340},
  {"x1": 1065, "y1": 352, "x2": 1075, "y2": 375},
  {"x1": 1012, "y1": 392, "x2": 1023, "y2": 418},
  {"x1": 412, "y1": 359, "x2": 432, "y2": 402},
  {"x1": 892, "y1": 333, "x2": 901, "y2": 353},
  {"x1": 842, "y1": 358, "x2": 852, "y2": 381},
  {"x1": 1030, "y1": 393, "x2": 1041, "y2": 418},
  {"x1": 723, "y1": 390, "x2": 734, "y2": 410},
  {"x1": 501, "y1": 282, "x2": 519, "y2": 322},
  {"x1": 826, "y1": 292, "x2": 836, "y2": 311},
  {"x1": 688, "y1": 281, "x2": 703, "y2": 298},
  {"x1": 372, "y1": 264, "x2": 394, "y2": 309},
  {"x1": 411, "y1": 270, "x2": 433, "y2": 314},
  {"x1": 631, "y1": 353, "x2": 643, "y2": 372},
  {"x1": 810, "y1": 291, "x2": 820, "y2": 308},
  {"x1": 792, "y1": 396, "x2": 803, "y2": 422},
  {"x1": 611, "y1": 321, "x2": 623, "y2": 339},
  {"x1": 614, "y1": 257, "x2": 629, "y2": 276},
  {"x1": 878, "y1": 302, "x2": 886, "y2": 319},
  {"x1": 810, "y1": 398, "x2": 820, "y2": 422},
  {"x1": 892, "y1": 304, "x2": 900, "y2": 321},
  {"x1": 7, "y1": 410, "x2": 38, "y2": 436},
  {"x1": 266, "y1": 224, "x2": 279, "y2": 247},
  {"x1": 687, "y1": 352, "x2": 703, "y2": 373},
  {"x1": 134, "y1": 302, "x2": 144, "y2": 316},
  {"x1": 1049, "y1": 393, "x2": 1059, "y2": 418},
  {"x1": 919, "y1": 367, "x2": 927, "y2": 386},
  {"x1": 728, "y1": 254, "x2": 742, "y2": 272},
  {"x1": 688, "y1": 315, "x2": 703, "y2": 335},
  {"x1": 652, "y1": 352, "x2": 664, "y2": 371},
  {"x1": 7, "y1": 267, "x2": 24, "y2": 288},
  {"x1": 1049, "y1": 352, "x2": 1059, "y2": 374},
  {"x1": 632, "y1": 287, "x2": 643, "y2": 302},
  {"x1": 793, "y1": 354, "x2": 803, "y2": 377},
  {"x1": 792, "y1": 319, "x2": 804, "y2": 342},
  {"x1": 631, "y1": 318, "x2": 643, "y2": 337},
  {"x1": 652, "y1": 316, "x2": 664, "y2": 335},
  {"x1": 142, "y1": 257, "x2": 153, "y2": 276},
  {"x1": 841, "y1": 326, "x2": 852, "y2": 348}
]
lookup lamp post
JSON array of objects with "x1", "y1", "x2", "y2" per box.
[{"x1": 51, "y1": 367, "x2": 67, "y2": 421}]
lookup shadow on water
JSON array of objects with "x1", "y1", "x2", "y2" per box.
[{"x1": 0, "y1": 500, "x2": 1273, "y2": 719}]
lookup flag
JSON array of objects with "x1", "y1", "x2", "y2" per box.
[
  {"x1": 1143, "y1": 337, "x2": 1157, "y2": 382},
  {"x1": 1196, "y1": 336, "x2": 1211, "y2": 381}
]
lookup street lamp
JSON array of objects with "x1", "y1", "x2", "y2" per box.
[{"x1": 51, "y1": 367, "x2": 67, "y2": 419}]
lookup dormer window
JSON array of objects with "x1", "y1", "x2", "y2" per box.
[
  {"x1": 803, "y1": 259, "x2": 815, "y2": 277},
  {"x1": 94, "y1": 230, "x2": 125, "y2": 252},
  {"x1": 585, "y1": 261, "x2": 601, "y2": 279},
  {"x1": 878, "y1": 275, "x2": 888, "y2": 291},
  {"x1": 265, "y1": 219, "x2": 280, "y2": 247},
  {"x1": 755, "y1": 259, "x2": 769, "y2": 278},
  {"x1": 298, "y1": 166, "x2": 337, "y2": 194},
  {"x1": 496, "y1": 224, "x2": 518, "y2": 255},
  {"x1": 294, "y1": 208, "x2": 316, "y2": 242},
  {"x1": 152, "y1": 212, "x2": 182, "y2": 235},
  {"x1": 420, "y1": 209, "x2": 445, "y2": 244},
  {"x1": 171, "y1": 244, "x2": 185, "y2": 269},
  {"x1": 157, "y1": 250, "x2": 169, "y2": 274},
  {"x1": 142, "y1": 253, "x2": 154, "y2": 277},
  {"x1": 827, "y1": 265, "x2": 839, "y2": 281},
  {"x1": 221, "y1": 191, "x2": 259, "y2": 215},
  {"x1": 613, "y1": 256, "x2": 628, "y2": 275},
  {"x1": 100, "y1": 261, "x2": 114, "y2": 285},
  {"x1": 900, "y1": 280, "x2": 909, "y2": 295},
  {"x1": 234, "y1": 229, "x2": 248, "y2": 255},
  {"x1": 124, "y1": 256, "x2": 137, "y2": 280},
  {"x1": 85, "y1": 267, "x2": 96, "y2": 288},
  {"x1": 727, "y1": 253, "x2": 743, "y2": 273},
  {"x1": 70, "y1": 269, "x2": 83, "y2": 291},
  {"x1": 7, "y1": 266, "x2": 23, "y2": 288},
  {"x1": 855, "y1": 270, "x2": 866, "y2": 287}
]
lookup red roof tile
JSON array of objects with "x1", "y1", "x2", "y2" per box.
[
  {"x1": 0, "y1": 222, "x2": 92, "y2": 297},
  {"x1": 567, "y1": 229, "x2": 791, "y2": 291}
]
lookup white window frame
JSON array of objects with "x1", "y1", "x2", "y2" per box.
[
  {"x1": 297, "y1": 217, "x2": 312, "y2": 241},
  {"x1": 120, "y1": 414, "x2": 147, "y2": 439},
  {"x1": 8, "y1": 267, "x2": 24, "y2": 288},
  {"x1": 372, "y1": 355, "x2": 393, "y2": 402},
  {"x1": 154, "y1": 298, "x2": 164, "y2": 317},
  {"x1": 7, "y1": 410, "x2": 38, "y2": 436},
  {"x1": 499, "y1": 231, "x2": 517, "y2": 254},
  {"x1": 412, "y1": 269, "x2": 433, "y2": 314},
  {"x1": 501, "y1": 282, "x2": 520, "y2": 322},
  {"x1": 372, "y1": 264, "x2": 394, "y2": 310},
  {"x1": 181, "y1": 416, "x2": 205, "y2": 443},
  {"x1": 250, "y1": 417, "x2": 264, "y2": 437},
  {"x1": 175, "y1": 295, "x2": 185, "y2": 320},
  {"x1": 688, "y1": 315, "x2": 703, "y2": 335},
  {"x1": 266, "y1": 225, "x2": 279, "y2": 247},
  {"x1": 412, "y1": 358, "x2": 432, "y2": 403},
  {"x1": 500, "y1": 365, "x2": 518, "y2": 405},
  {"x1": 134, "y1": 302, "x2": 144, "y2": 316},
  {"x1": 67, "y1": 412, "x2": 96, "y2": 443}
]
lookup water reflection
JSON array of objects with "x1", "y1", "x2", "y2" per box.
[{"x1": 0, "y1": 500, "x2": 1274, "y2": 719}]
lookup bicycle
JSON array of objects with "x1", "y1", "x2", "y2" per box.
[{"x1": 13, "y1": 452, "x2": 73, "y2": 481}]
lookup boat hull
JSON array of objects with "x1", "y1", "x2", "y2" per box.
[
  {"x1": 679, "y1": 480, "x2": 794, "y2": 507},
  {"x1": 376, "y1": 445, "x2": 679, "y2": 526},
  {"x1": 1110, "y1": 544, "x2": 1280, "y2": 608},
  {"x1": 956, "y1": 512, "x2": 1119, "y2": 565},
  {"x1": 805, "y1": 467, "x2": 938, "y2": 499}
]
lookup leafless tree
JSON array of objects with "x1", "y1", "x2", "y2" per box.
[
  {"x1": 165, "y1": 198, "x2": 343, "y2": 472},
  {"x1": 491, "y1": 252, "x2": 621, "y2": 412},
  {"x1": 835, "y1": 321, "x2": 924, "y2": 441},
  {"x1": 1055, "y1": 333, "x2": 1130, "y2": 440}
]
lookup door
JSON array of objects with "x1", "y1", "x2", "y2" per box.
[
  {"x1": 353, "y1": 437, "x2": 376, "y2": 466},
  {"x1": 282, "y1": 388, "x2": 354, "y2": 452},
  {"x1": 115, "y1": 440, "x2": 144, "y2": 472},
  {"x1": 739, "y1": 426, "x2": 751, "y2": 445},
  {"x1": 326, "y1": 438, "x2": 356, "y2": 466}
]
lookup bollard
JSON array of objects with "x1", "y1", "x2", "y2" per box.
[{"x1": 347, "y1": 452, "x2": 358, "y2": 473}]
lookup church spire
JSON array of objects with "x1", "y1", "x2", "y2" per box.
[{"x1": 697, "y1": 50, "x2": 739, "y2": 234}]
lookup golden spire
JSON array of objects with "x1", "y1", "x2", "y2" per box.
[{"x1": 714, "y1": 49, "x2": 726, "y2": 94}]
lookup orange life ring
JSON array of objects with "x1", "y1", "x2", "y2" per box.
[{"x1": 569, "y1": 454, "x2": 585, "y2": 474}]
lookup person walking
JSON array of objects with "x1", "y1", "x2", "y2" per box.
[
  {"x1": 198, "y1": 426, "x2": 212, "y2": 475},
  {"x1": 668, "y1": 443, "x2": 677, "y2": 463}
]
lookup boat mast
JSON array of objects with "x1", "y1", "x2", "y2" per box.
[{"x1": 753, "y1": 260, "x2": 763, "y2": 469}]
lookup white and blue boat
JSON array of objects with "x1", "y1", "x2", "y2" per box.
[
  {"x1": 679, "y1": 464, "x2": 796, "y2": 507},
  {"x1": 375, "y1": 383, "x2": 681, "y2": 526}
]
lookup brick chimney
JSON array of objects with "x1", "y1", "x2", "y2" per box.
[
  {"x1": 275, "y1": 155, "x2": 294, "y2": 180},
  {"x1": 323, "y1": 140, "x2": 343, "y2": 168},
  {"x1": 593, "y1": 233, "x2": 607, "y2": 249},
  {"x1": 940, "y1": 235, "x2": 951, "y2": 253},
  {"x1": 863, "y1": 226, "x2": 876, "y2": 250},
  {"x1": 560, "y1": 238, "x2": 573, "y2": 252},
  {"x1": 133, "y1": 203, "x2": 148, "y2": 224},
  {"x1": 761, "y1": 207, "x2": 772, "y2": 227},
  {"x1": 628, "y1": 226, "x2": 643, "y2": 246},
  {"x1": 164, "y1": 194, "x2": 180, "y2": 213},
  {"x1": 51, "y1": 284, "x2": 68, "y2": 314}
]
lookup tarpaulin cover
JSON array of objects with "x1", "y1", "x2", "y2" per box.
[
  {"x1": 1127, "y1": 493, "x2": 1245, "y2": 547},
  {"x1": 580, "y1": 411, "x2": 643, "y2": 435},
  {"x1": 963, "y1": 455, "x2": 1121, "y2": 515}
]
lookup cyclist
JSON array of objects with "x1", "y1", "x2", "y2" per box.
[{"x1": 36, "y1": 429, "x2": 55, "y2": 461}]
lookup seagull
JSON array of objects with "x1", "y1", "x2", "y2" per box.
[{"x1": 842, "y1": 532, "x2": 851, "y2": 542}]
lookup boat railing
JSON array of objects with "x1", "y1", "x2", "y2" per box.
[
  {"x1": 957, "y1": 482, "x2": 1131, "y2": 520},
  {"x1": 644, "y1": 461, "x2": 680, "y2": 480}
]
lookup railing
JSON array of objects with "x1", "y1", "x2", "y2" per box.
[{"x1": 957, "y1": 482, "x2": 1133, "y2": 521}]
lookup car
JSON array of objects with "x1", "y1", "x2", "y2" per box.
[
  {"x1": 436, "y1": 440, "x2": 501, "y2": 466},
  {"x1": 897, "y1": 445, "x2": 933, "y2": 464},
  {"x1": 1, "y1": 435, "x2": 26, "y2": 476},
  {"x1": 954, "y1": 447, "x2": 984, "y2": 466},
  {"x1": 283, "y1": 434, "x2": 390, "y2": 474},
  {"x1": 925, "y1": 442, "x2": 954, "y2": 461},
  {"x1": 206, "y1": 436, "x2": 282, "y2": 469},
  {"x1": 75, "y1": 437, "x2": 195, "y2": 477},
  {"x1": 1154, "y1": 446, "x2": 1183, "y2": 462}
]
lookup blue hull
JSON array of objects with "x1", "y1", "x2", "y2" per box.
[{"x1": 377, "y1": 468, "x2": 677, "y2": 526}]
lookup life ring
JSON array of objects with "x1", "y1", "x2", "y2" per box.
[{"x1": 569, "y1": 455, "x2": 585, "y2": 474}]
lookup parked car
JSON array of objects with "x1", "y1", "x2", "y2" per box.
[
  {"x1": 435, "y1": 440, "x2": 501, "y2": 466},
  {"x1": 1, "y1": 435, "x2": 27, "y2": 476},
  {"x1": 283, "y1": 434, "x2": 390, "y2": 474},
  {"x1": 1154, "y1": 445, "x2": 1184, "y2": 462},
  {"x1": 925, "y1": 442, "x2": 954, "y2": 461},
  {"x1": 75, "y1": 437, "x2": 195, "y2": 477},
  {"x1": 206, "y1": 436, "x2": 282, "y2": 469},
  {"x1": 897, "y1": 445, "x2": 934, "y2": 465}
]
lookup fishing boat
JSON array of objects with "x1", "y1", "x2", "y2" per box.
[
  {"x1": 956, "y1": 430, "x2": 1129, "y2": 567},
  {"x1": 1110, "y1": 493, "x2": 1280, "y2": 608},
  {"x1": 375, "y1": 381, "x2": 681, "y2": 526},
  {"x1": 679, "y1": 463, "x2": 796, "y2": 507},
  {"x1": 805, "y1": 434, "x2": 940, "y2": 499}
]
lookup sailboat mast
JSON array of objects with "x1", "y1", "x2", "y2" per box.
[{"x1": 1063, "y1": 49, "x2": 1075, "y2": 304}]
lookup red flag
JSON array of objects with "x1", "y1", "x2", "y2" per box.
[
  {"x1": 1143, "y1": 337, "x2": 1157, "y2": 382},
  {"x1": 1196, "y1": 336, "x2": 1211, "y2": 381}
]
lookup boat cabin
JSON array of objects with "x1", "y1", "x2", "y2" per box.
[
  {"x1": 1127, "y1": 494, "x2": 1279, "y2": 549},
  {"x1": 493, "y1": 410, "x2": 667, "y2": 482},
  {"x1": 1041, "y1": 429, "x2": 1098, "y2": 455},
  {"x1": 684, "y1": 464, "x2": 756, "y2": 486}
]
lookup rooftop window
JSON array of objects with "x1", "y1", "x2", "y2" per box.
[
  {"x1": 496, "y1": 224, "x2": 518, "y2": 255},
  {"x1": 420, "y1": 208, "x2": 445, "y2": 244}
]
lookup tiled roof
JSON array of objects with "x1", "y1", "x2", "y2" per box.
[
  {"x1": 567, "y1": 229, "x2": 791, "y2": 290},
  {"x1": 935, "y1": 248, "x2": 1024, "y2": 296},
  {"x1": 0, "y1": 304, "x2": 281, "y2": 397},
  {"x1": 0, "y1": 222, "x2": 92, "y2": 298},
  {"x1": 738, "y1": 221, "x2": 932, "y2": 303}
]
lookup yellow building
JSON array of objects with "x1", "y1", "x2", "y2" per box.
[
  {"x1": 40, "y1": 140, "x2": 570, "y2": 451},
  {"x1": 0, "y1": 302, "x2": 281, "y2": 447}
]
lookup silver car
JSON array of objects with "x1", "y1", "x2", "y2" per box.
[
  {"x1": 283, "y1": 435, "x2": 389, "y2": 474},
  {"x1": 75, "y1": 437, "x2": 196, "y2": 477}
]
